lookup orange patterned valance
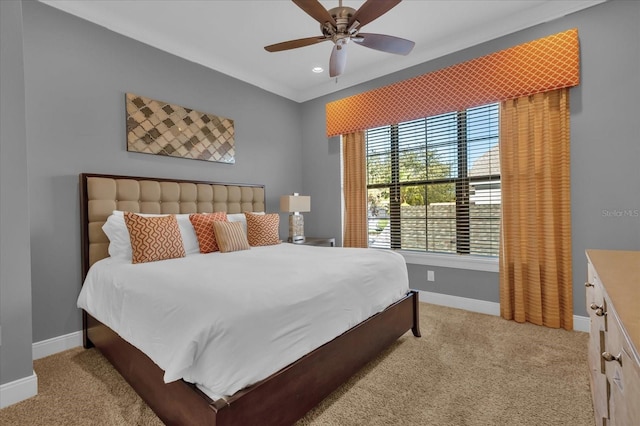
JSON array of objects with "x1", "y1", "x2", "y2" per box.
[{"x1": 326, "y1": 28, "x2": 580, "y2": 137}]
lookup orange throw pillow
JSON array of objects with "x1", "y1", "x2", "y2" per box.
[
  {"x1": 212, "y1": 221, "x2": 250, "y2": 253},
  {"x1": 124, "y1": 212, "x2": 186, "y2": 264},
  {"x1": 189, "y1": 212, "x2": 228, "y2": 253},
  {"x1": 245, "y1": 212, "x2": 280, "y2": 247}
]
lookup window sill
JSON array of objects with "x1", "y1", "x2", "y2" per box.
[{"x1": 397, "y1": 250, "x2": 499, "y2": 273}]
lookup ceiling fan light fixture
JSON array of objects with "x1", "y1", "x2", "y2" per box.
[{"x1": 312, "y1": 66, "x2": 324, "y2": 73}]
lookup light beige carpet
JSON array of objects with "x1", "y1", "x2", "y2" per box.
[{"x1": 0, "y1": 303, "x2": 594, "y2": 425}]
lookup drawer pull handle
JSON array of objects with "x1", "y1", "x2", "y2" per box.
[
  {"x1": 589, "y1": 303, "x2": 606, "y2": 316},
  {"x1": 602, "y1": 352, "x2": 622, "y2": 365},
  {"x1": 584, "y1": 282, "x2": 594, "y2": 287}
]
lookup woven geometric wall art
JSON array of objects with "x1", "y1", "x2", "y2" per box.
[{"x1": 126, "y1": 93, "x2": 235, "y2": 164}]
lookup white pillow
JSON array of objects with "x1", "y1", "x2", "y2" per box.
[
  {"x1": 102, "y1": 210, "x2": 200, "y2": 260},
  {"x1": 102, "y1": 214, "x2": 132, "y2": 260},
  {"x1": 227, "y1": 212, "x2": 264, "y2": 235}
]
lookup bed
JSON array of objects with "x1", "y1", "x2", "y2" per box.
[{"x1": 78, "y1": 172, "x2": 421, "y2": 425}]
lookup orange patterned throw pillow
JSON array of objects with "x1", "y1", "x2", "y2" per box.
[
  {"x1": 212, "y1": 221, "x2": 250, "y2": 253},
  {"x1": 124, "y1": 212, "x2": 186, "y2": 264},
  {"x1": 189, "y1": 212, "x2": 228, "y2": 253},
  {"x1": 245, "y1": 212, "x2": 280, "y2": 247}
]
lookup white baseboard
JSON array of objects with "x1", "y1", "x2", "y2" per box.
[
  {"x1": 572, "y1": 315, "x2": 589, "y2": 333},
  {"x1": 418, "y1": 290, "x2": 501, "y2": 316},
  {"x1": 0, "y1": 331, "x2": 82, "y2": 408},
  {"x1": 32, "y1": 330, "x2": 83, "y2": 360},
  {"x1": 0, "y1": 371, "x2": 37, "y2": 409},
  {"x1": 418, "y1": 290, "x2": 589, "y2": 332}
]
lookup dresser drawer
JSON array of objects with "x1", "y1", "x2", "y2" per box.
[
  {"x1": 604, "y1": 313, "x2": 640, "y2": 425},
  {"x1": 585, "y1": 250, "x2": 640, "y2": 426},
  {"x1": 586, "y1": 262, "x2": 606, "y2": 326},
  {"x1": 586, "y1": 267, "x2": 609, "y2": 424}
]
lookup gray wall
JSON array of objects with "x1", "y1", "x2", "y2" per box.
[
  {"x1": 300, "y1": 0, "x2": 640, "y2": 316},
  {"x1": 20, "y1": 0, "x2": 303, "y2": 343},
  {"x1": 0, "y1": 0, "x2": 34, "y2": 385},
  {"x1": 406, "y1": 264, "x2": 499, "y2": 302}
]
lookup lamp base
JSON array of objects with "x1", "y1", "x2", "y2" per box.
[{"x1": 288, "y1": 213, "x2": 305, "y2": 244}]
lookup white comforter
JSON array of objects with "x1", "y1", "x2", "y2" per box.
[{"x1": 77, "y1": 243, "x2": 409, "y2": 400}]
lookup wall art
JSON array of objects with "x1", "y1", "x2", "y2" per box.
[{"x1": 126, "y1": 93, "x2": 235, "y2": 164}]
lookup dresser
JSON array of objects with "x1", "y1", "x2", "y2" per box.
[{"x1": 585, "y1": 250, "x2": 640, "y2": 426}]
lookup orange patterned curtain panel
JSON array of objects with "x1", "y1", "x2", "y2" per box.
[
  {"x1": 326, "y1": 29, "x2": 580, "y2": 137},
  {"x1": 499, "y1": 88, "x2": 573, "y2": 330},
  {"x1": 342, "y1": 131, "x2": 368, "y2": 248}
]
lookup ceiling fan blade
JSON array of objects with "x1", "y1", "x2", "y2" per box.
[
  {"x1": 265, "y1": 36, "x2": 329, "y2": 52},
  {"x1": 329, "y1": 44, "x2": 347, "y2": 77},
  {"x1": 348, "y1": 0, "x2": 402, "y2": 28},
  {"x1": 292, "y1": 0, "x2": 336, "y2": 26},
  {"x1": 354, "y1": 33, "x2": 415, "y2": 55}
]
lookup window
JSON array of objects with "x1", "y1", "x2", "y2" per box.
[{"x1": 366, "y1": 103, "x2": 500, "y2": 256}]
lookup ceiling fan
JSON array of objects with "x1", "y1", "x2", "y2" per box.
[{"x1": 264, "y1": 0, "x2": 415, "y2": 77}]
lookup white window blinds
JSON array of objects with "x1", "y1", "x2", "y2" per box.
[{"x1": 366, "y1": 103, "x2": 500, "y2": 256}]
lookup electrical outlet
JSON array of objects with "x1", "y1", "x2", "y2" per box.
[{"x1": 427, "y1": 270, "x2": 435, "y2": 281}]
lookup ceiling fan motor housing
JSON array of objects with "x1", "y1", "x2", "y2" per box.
[{"x1": 323, "y1": 6, "x2": 357, "y2": 44}]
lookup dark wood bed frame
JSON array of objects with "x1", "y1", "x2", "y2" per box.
[{"x1": 79, "y1": 173, "x2": 421, "y2": 426}]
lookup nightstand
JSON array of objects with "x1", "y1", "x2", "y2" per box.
[{"x1": 291, "y1": 237, "x2": 335, "y2": 247}]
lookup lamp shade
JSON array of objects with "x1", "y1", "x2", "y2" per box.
[{"x1": 280, "y1": 195, "x2": 310, "y2": 213}]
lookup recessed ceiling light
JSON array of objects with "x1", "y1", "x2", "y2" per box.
[{"x1": 312, "y1": 67, "x2": 324, "y2": 73}]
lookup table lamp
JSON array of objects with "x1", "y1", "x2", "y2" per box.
[{"x1": 280, "y1": 193, "x2": 310, "y2": 243}]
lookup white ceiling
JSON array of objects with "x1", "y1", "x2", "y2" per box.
[{"x1": 40, "y1": 0, "x2": 604, "y2": 103}]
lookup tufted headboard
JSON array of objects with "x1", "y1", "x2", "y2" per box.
[{"x1": 79, "y1": 173, "x2": 265, "y2": 279}]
